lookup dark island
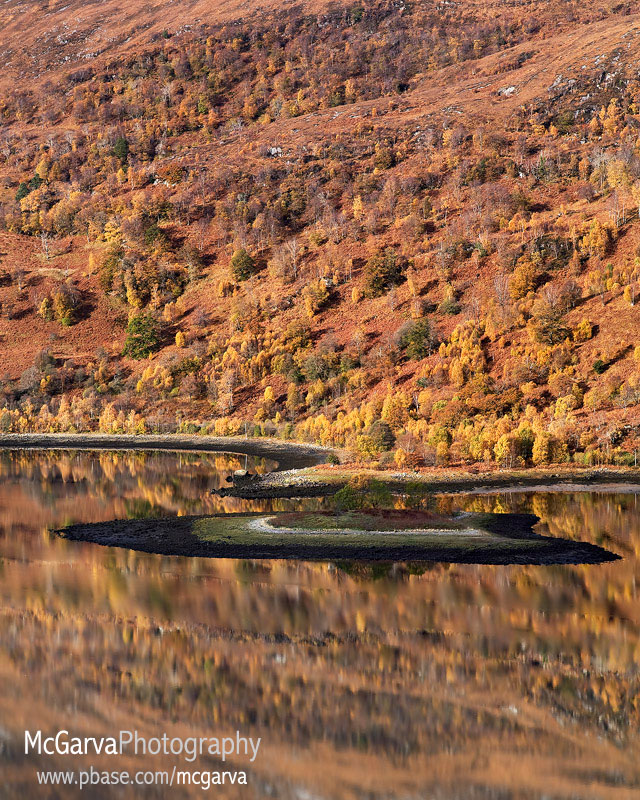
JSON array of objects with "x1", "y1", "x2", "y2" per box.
[{"x1": 58, "y1": 509, "x2": 619, "y2": 566}]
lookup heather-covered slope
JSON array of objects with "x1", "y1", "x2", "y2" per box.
[
  {"x1": 1, "y1": 0, "x2": 640, "y2": 467},
  {"x1": 0, "y1": 0, "x2": 323, "y2": 88}
]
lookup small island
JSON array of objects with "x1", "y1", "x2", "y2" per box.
[{"x1": 58, "y1": 508, "x2": 618, "y2": 565}]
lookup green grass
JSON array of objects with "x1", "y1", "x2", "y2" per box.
[
  {"x1": 190, "y1": 513, "x2": 550, "y2": 559},
  {"x1": 265, "y1": 511, "x2": 464, "y2": 532}
]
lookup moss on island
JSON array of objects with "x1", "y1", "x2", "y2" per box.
[{"x1": 263, "y1": 509, "x2": 464, "y2": 531}]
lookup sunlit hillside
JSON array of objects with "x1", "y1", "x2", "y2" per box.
[{"x1": 1, "y1": 0, "x2": 640, "y2": 467}]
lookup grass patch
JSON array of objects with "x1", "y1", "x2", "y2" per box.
[
  {"x1": 265, "y1": 510, "x2": 464, "y2": 532},
  {"x1": 191, "y1": 515, "x2": 546, "y2": 559}
]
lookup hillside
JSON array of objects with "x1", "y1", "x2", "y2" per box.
[
  {"x1": 1, "y1": 0, "x2": 640, "y2": 467},
  {"x1": 0, "y1": 0, "x2": 321, "y2": 88}
]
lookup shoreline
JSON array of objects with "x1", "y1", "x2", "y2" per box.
[
  {"x1": 15, "y1": 434, "x2": 623, "y2": 564},
  {"x1": 2, "y1": 433, "x2": 640, "y2": 497},
  {"x1": 213, "y1": 465, "x2": 640, "y2": 498},
  {"x1": 0, "y1": 432, "x2": 332, "y2": 470}
]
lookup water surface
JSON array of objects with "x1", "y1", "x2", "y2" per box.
[{"x1": 1, "y1": 449, "x2": 639, "y2": 799}]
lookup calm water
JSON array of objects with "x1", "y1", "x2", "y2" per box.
[{"x1": 1, "y1": 449, "x2": 639, "y2": 799}]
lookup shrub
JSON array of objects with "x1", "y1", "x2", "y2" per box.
[
  {"x1": 113, "y1": 136, "x2": 129, "y2": 164},
  {"x1": 334, "y1": 484, "x2": 362, "y2": 511},
  {"x1": 593, "y1": 359, "x2": 607, "y2": 375},
  {"x1": 333, "y1": 476, "x2": 393, "y2": 511},
  {"x1": 364, "y1": 248, "x2": 406, "y2": 297},
  {"x1": 400, "y1": 320, "x2": 432, "y2": 359},
  {"x1": 230, "y1": 248, "x2": 255, "y2": 281},
  {"x1": 123, "y1": 314, "x2": 159, "y2": 359}
]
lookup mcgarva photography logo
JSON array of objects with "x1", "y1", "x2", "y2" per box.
[{"x1": 24, "y1": 730, "x2": 262, "y2": 763}]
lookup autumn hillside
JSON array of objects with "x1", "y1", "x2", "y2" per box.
[{"x1": 1, "y1": 0, "x2": 640, "y2": 468}]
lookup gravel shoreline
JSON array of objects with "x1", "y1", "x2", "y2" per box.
[
  {"x1": 215, "y1": 467, "x2": 640, "y2": 499},
  {"x1": 3, "y1": 433, "x2": 640, "y2": 499},
  {"x1": 0, "y1": 432, "x2": 332, "y2": 470}
]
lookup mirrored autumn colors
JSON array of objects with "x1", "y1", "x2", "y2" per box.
[{"x1": 1, "y1": 449, "x2": 639, "y2": 798}]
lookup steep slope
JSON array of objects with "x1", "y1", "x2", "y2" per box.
[
  {"x1": 1, "y1": 0, "x2": 640, "y2": 466},
  {"x1": 0, "y1": 0, "x2": 324, "y2": 88}
]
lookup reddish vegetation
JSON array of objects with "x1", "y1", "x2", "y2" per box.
[{"x1": 1, "y1": 0, "x2": 640, "y2": 467}]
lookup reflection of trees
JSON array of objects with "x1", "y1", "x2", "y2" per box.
[
  {"x1": 1, "y1": 465, "x2": 640, "y2": 795},
  {"x1": 0, "y1": 449, "x2": 281, "y2": 525}
]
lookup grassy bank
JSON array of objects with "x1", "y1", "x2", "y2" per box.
[{"x1": 216, "y1": 463, "x2": 640, "y2": 498}]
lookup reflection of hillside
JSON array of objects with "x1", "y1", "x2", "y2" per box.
[
  {"x1": 0, "y1": 449, "x2": 282, "y2": 539},
  {"x1": 447, "y1": 492, "x2": 640, "y2": 661},
  {"x1": 1, "y1": 453, "x2": 640, "y2": 797}
]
